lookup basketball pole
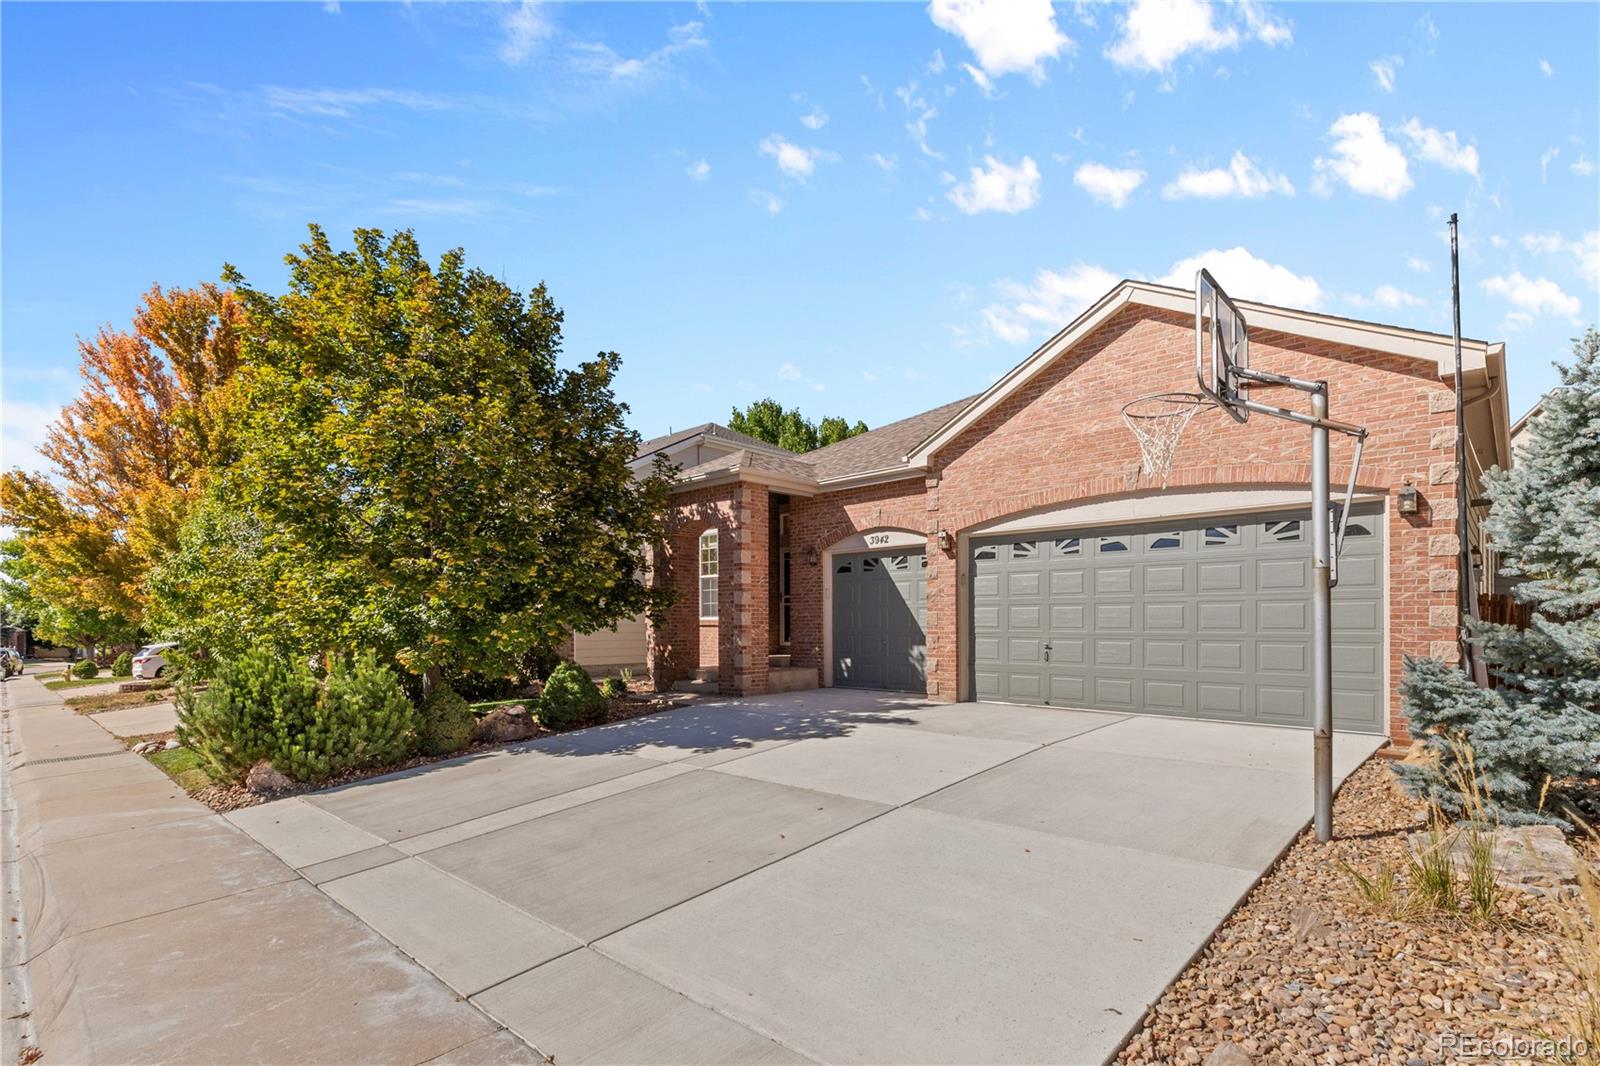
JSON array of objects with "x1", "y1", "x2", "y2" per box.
[{"x1": 1311, "y1": 387, "x2": 1334, "y2": 843}]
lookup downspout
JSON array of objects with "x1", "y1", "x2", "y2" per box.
[{"x1": 1449, "y1": 214, "x2": 1488, "y2": 686}]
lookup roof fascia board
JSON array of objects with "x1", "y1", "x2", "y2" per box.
[
  {"x1": 908, "y1": 279, "x2": 1498, "y2": 467},
  {"x1": 815, "y1": 467, "x2": 931, "y2": 492},
  {"x1": 669, "y1": 467, "x2": 818, "y2": 497}
]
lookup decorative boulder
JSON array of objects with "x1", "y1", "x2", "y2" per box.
[
  {"x1": 472, "y1": 705, "x2": 536, "y2": 744},
  {"x1": 245, "y1": 760, "x2": 295, "y2": 795}
]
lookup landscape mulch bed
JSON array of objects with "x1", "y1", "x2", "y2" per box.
[
  {"x1": 177, "y1": 690, "x2": 697, "y2": 814},
  {"x1": 1116, "y1": 758, "x2": 1592, "y2": 1065}
]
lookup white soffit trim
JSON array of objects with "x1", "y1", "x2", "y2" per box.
[
  {"x1": 906, "y1": 279, "x2": 1498, "y2": 467},
  {"x1": 972, "y1": 487, "x2": 1387, "y2": 536}
]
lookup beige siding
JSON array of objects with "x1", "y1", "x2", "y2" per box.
[{"x1": 572, "y1": 613, "x2": 648, "y2": 670}]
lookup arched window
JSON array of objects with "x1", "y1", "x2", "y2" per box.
[{"x1": 698, "y1": 529, "x2": 719, "y2": 619}]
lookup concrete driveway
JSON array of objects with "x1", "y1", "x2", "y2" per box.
[{"x1": 228, "y1": 691, "x2": 1382, "y2": 1065}]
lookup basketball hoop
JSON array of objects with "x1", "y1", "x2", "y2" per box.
[{"x1": 1121, "y1": 391, "x2": 1213, "y2": 488}]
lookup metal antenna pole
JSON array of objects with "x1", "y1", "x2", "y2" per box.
[{"x1": 1311, "y1": 385, "x2": 1333, "y2": 843}]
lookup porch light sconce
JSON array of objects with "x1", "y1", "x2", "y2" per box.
[
  {"x1": 807, "y1": 545, "x2": 819, "y2": 567},
  {"x1": 936, "y1": 528, "x2": 952, "y2": 552},
  {"x1": 1397, "y1": 480, "x2": 1421, "y2": 517}
]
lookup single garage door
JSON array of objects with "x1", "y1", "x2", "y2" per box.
[
  {"x1": 833, "y1": 549, "x2": 928, "y2": 692},
  {"x1": 970, "y1": 506, "x2": 1385, "y2": 732}
]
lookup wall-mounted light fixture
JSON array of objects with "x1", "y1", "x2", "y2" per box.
[
  {"x1": 936, "y1": 528, "x2": 952, "y2": 552},
  {"x1": 1397, "y1": 479, "x2": 1420, "y2": 516},
  {"x1": 807, "y1": 545, "x2": 819, "y2": 567}
]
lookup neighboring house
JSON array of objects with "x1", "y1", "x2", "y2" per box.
[
  {"x1": 570, "y1": 423, "x2": 803, "y2": 676},
  {"x1": 1509, "y1": 400, "x2": 1542, "y2": 456},
  {"x1": 642, "y1": 278, "x2": 1512, "y2": 743}
]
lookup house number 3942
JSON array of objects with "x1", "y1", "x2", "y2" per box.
[{"x1": 867, "y1": 533, "x2": 891, "y2": 546}]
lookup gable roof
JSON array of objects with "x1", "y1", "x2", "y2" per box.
[
  {"x1": 635, "y1": 422, "x2": 798, "y2": 463},
  {"x1": 904, "y1": 278, "x2": 1509, "y2": 468}
]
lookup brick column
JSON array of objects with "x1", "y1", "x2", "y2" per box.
[{"x1": 721, "y1": 481, "x2": 771, "y2": 696}]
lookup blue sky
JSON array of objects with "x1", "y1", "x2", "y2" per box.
[{"x1": 4, "y1": 1, "x2": 1597, "y2": 472}]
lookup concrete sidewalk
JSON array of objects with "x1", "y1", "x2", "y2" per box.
[{"x1": 0, "y1": 673, "x2": 539, "y2": 1065}]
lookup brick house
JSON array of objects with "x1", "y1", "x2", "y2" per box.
[{"x1": 642, "y1": 280, "x2": 1511, "y2": 742}]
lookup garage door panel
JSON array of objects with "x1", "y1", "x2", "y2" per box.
[
  {"x1": 1049, "y1": 674, "x2": 1087, "y2": 704},
  {"x1": 1144, "y1": 603, "x2": 1185, "y2": 629},
  {"x1": 970, "y1": 505, "x2": 1385, "y2": 733},
  {"x1": 1198, "y1": 641, "x2": 1244, "y2": 671},
  {"x1": 974, "y1": 637, "x2": 1001, "y2": 664},
  {"x1": 1258, "y1": 559, "x2": 1308, "y2": 590},
  {"x1": 834, "y1": 550, "x2": 927, "y2": 694},
  {"x1": 1257, "y1": 642, "x2": 1308, "y2": 673},
  {"x1": 1258, "y1": 601, "x2": 1307, "y2": 632},
  {"x1": 1199, "y1": 602, "x2": 1245, "y2": 630},
  {"x1": 1050, "y1": 571, "x2": 1086, "y2": 596},
  {"x1": 1144, "y1": 565, "x2": 1187, "y2": 593},
  {"x1": 1093, "y1": 639, "x2": 1133, "y2": 666},
  {"x1": 1198, "y1": 562, "x2": 1244, "y2": 590},
  {"x1": 1095, "y1": 604, "x2": 1134, "y2": 629},
  {"x1": 1144, "y1": 640, "x2": 1186, "y2": 668},
  {"x1": 1094, "y1": 677, "x2": 1135, "y2": 707},
  {"x1": 1052, "y1": 638, "x2": 1086, "y2": 664},
  {"x1": 975, "y1": 670, "x2": 1001, "y2": 699},
  {"x1": 1009, "y1": 638, "x2": 1042, "y2": 663},
  {"x1": 1050, "y1": 604, "x2": 1086, "y2": 630}
]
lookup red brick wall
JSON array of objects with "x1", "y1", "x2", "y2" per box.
[
  {"x1": 657, "y1": 304, "x2": 1463, "y2": 739},
  {"x1": 647, "y1": 485, "x2": 736, "y2": 689},
  {"x1": 919, "y1": 305, "x2": 1458, "y2": 739},
  {"x1": 786, "y1": 477, "x2": 934, "y2": 685},
  {"x1": 725, "y1": 482, "x2": 771, "y2": 696}
]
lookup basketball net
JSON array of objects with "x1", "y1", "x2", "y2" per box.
[{"x1": 1121, "y1": 392, "x2": 1212, "y2": 488}]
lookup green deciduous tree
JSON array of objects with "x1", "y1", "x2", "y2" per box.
[
  {"x1": 728, "y1": 398, "x2": 867, "y2": 453},
  {"x1": 1397, "y1": 327, "x2": 1600, "y2": 826},
  {"x1": 155, "y1": 225, "x2": 670, "y2": 686}
]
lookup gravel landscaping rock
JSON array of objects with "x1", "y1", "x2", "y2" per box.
[
  {"x1": 472, "y1": 705, "x2": 536, "y2": 744},
  {"x1": 245, "y1": 760, "x2": 296, "y2": 795},
  {"x1": 1116, "y1": 759, "x2": 1591, "y2": 1065}
]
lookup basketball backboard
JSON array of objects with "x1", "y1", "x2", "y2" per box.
[{"x1": 1195, "y1": 268, "x2": 1249, "y2": 423}]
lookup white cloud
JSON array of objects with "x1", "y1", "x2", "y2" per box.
[
  {"x1": 1572, "y1": 155, "x2": 1597, "y2": 177},
  {"x1": 1518, "y1": 230, "x2": 1600, "y2": 290},
  {"x1": 1105, "y1": 0, "x2": 1288, "y2": 79},
  {"x1": 776, "y1": 360, "x2": 826, "y2": 392},
  {"x1": 0, "y1": 399, "x2": 55, "y2": 473},
  {"x1": 895, "y1": 82, "x2": 942, "y2": 159},
  {"x1": 1074, "y1": 162, "x2": 1146, "y2": 208},
  {"x1": 1161, "y1": 151, "x2": 1293, "y2": 200},
  {"x1": 1369, "y1": 56, "x2": 1401, "y2": 92},
  {"x1": 259, "y1": 86, "x2": 460, "y2": 118},
  {"x1": 948, "y1": 155, "x2": 1042, "y2": 214},
  {"x1": 569, "y1": 21, "x2": 708, "y2": 83},
  {"x1": 1406, "y1": 255, "x2": 1433, "y2": 273},
  {"x1": 927, "y1": 0, "x2": 1071, "y2": 85},
  {"x1": 1160, "y1": 247, "x2": 1323, "y2": 308},
  {"x1": 981, "y1": 263, "x2": 1123, "y2": 343},
  {"x1": 758, "y1": 134, "x2": 834, "y2": 182},
  {"x1": 1397, "y1": 118, "x2": 1479, "y2": 176},
  {"x1": 867, "y1": 152, "x2": 898, "y2": 173},
  {"x1": 962, "y1": 63, "x2": 997, "y2": 97},
  {"x1": 1346, "y1": 284, "x2": 1425, "y2": 310},
  {"x1": 1481, "y1": 272, "x2": 1582, "y2": 322},
  {"x1": 927, "y1": 48, "x2": 946, "y2": 74},
  {"x1": 1541, "y1": 146, "x2": 1560, "y2": 182},
  {"x1": 799, "y1": 105, "x2": 829, "y2": 131},
  {"x1": 750, "y1": 189, "x2": 783, "y2": 215},
  {"x1": 1311, "y1": 112, "x2": 1412, "y2": 199},
  {"x1": 499, "y1": 0, "x2": 554, "y2": 65},
  {"x1": 1539, "y1": 58, "x2": 1554, "y2": 77},
  {"x1": 686, "y1": 159, "x2": 710, "y2": 181}
]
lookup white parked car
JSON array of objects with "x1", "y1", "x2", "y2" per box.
[{"x1": 132, "y1": 642, "x2": 179, "y2": 680}]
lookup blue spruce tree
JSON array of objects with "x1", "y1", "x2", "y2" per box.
[{"x1": 1396, "y1": 327, "x2": 1600, "y2": 827}]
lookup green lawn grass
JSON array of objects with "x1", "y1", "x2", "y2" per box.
[
  {"x1": 147, "y1": 745, "x2": 212, "y2": 793},
  {"x1": 43, "y1": 676, "x2": 121, "y2": 691}
]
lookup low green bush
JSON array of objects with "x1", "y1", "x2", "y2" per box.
[
  {"x1": 600, "y1": 676, "x2": 626, "y2": 700},
  {"x1": 71, "y1": 659, "x2": 99, "y2": 679},
  {"x1": 177, "y1": 645, "x2": 419, "y2": 784},
  {"x1": 111, "y1": 651, "x2": 133, "y2": 677},
  {"x1": 420, "y1": 684, "x2": 474, "y2": 756},
  {"x1": 539, "y1": 662, "x2": 607, "y2": 732}
]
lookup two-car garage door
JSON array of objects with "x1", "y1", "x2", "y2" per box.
[{"x1": 970, "y1": 507, "x2": 1386, "y2": 733}]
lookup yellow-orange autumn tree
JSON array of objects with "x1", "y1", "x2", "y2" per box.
[{"x1": 0, "y1": 284, "x2": 242, "y2": 648}]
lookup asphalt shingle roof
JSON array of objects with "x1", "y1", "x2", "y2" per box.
[{"x1": 803, "y1": 395, "x2": 979, "y2": 482}]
